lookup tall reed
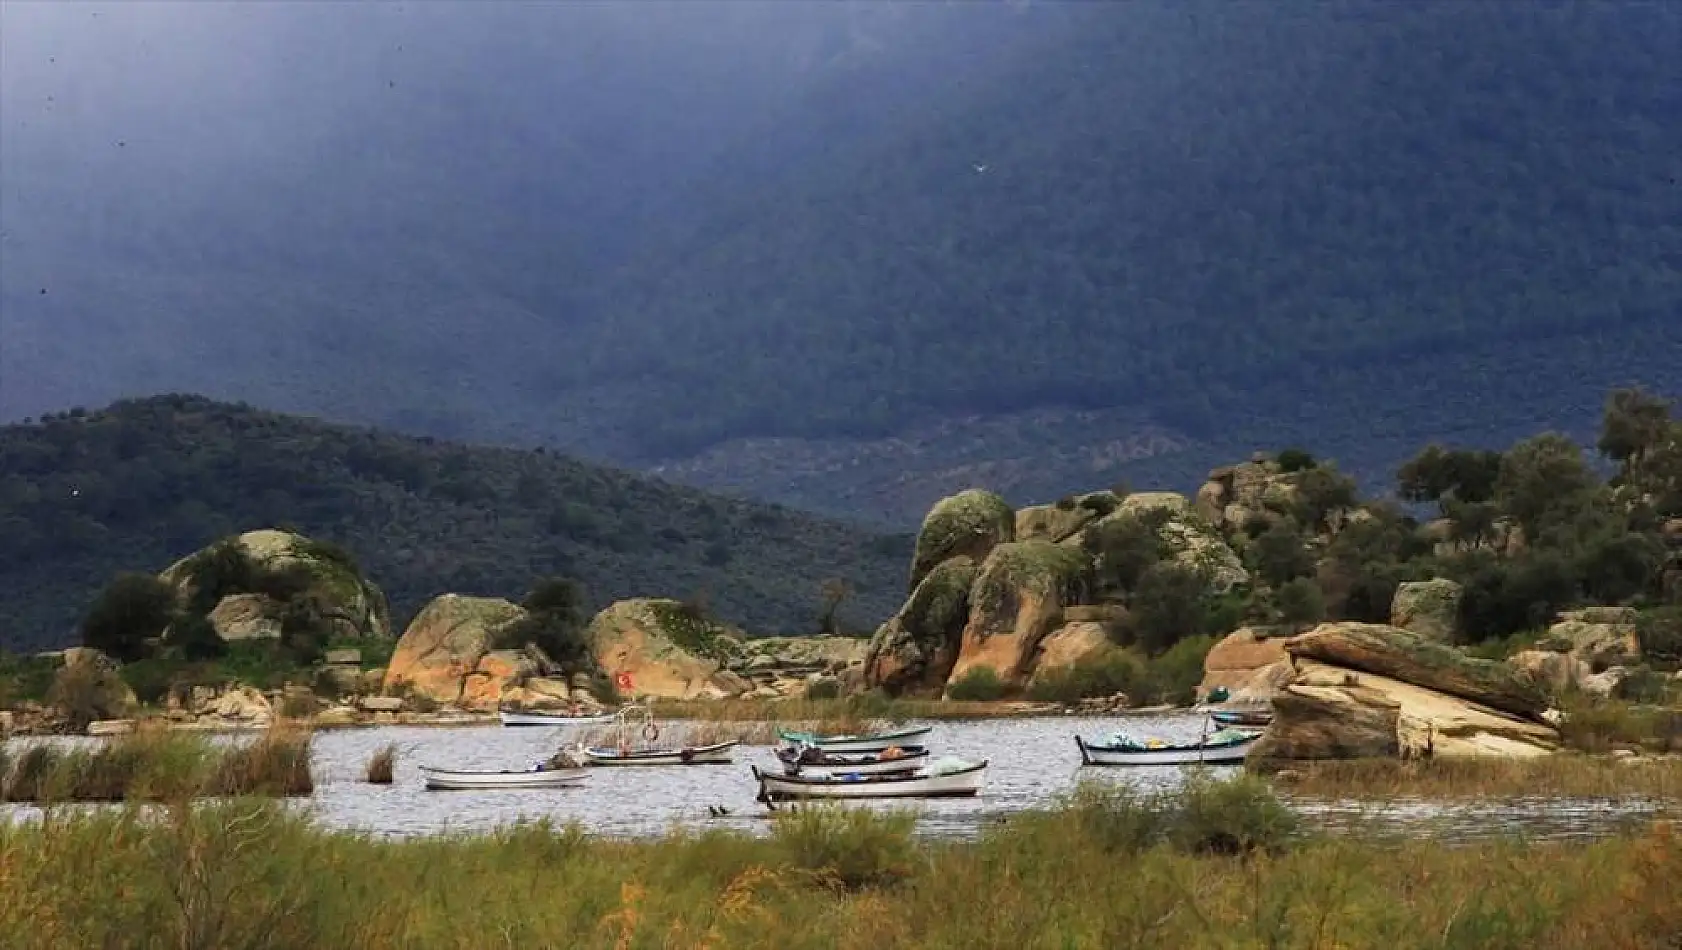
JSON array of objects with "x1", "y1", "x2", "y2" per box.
[
  {"x1": 0, "y1": 725, "x2": 312, "y2": 803},
  {"x1": 364, "y1": 743, "x2": 396, "y2": 785},
  {"x1": 0, "y1": 784, "x2": 1678, "y2": 950}
]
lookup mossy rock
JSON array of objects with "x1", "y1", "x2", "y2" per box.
[
  {"x1": 161, "y1": 529, "x2": 391, "y2": 640},
  {"x1": 910, "y1": 489, "x2": 1014, "y2": 592},
  {"x1": 970, "y1": 541, "x2": 1092, "y2": 619},
  {"x1": 864, "y1": 557, "x2": 979, "y2": 695}
]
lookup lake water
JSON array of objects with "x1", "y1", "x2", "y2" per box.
[{"x1": 5, "y1": 715, "x2": 1668, "y2": 841}]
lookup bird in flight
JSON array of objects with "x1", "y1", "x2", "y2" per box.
[{"x1": 973, "y1": 163, "x2": 988, "y2": 174}]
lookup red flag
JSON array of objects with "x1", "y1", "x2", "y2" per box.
[{"x1": 615, "y1": 672, "x2": 634, "y2": 691}]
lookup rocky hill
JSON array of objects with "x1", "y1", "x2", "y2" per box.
[
  {"x1": 863, "y1": 386, "x2": 1682, "y2": 704},
  {"x1": 0, "y1": 396, "x2": 907, "y2": 653}
]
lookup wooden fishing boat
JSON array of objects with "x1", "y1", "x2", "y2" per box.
[
  {"x1": 775, "y1": 724, "x2": 933, "y2": 754},
  {"x1": 579, "y1": 739, "x2": 738, "y2": 766},
  {"x1": 753, "y1": 758, "x2": 987, "y2": 801},
  {"x1": 419, "y1": 765, "x2": 589, "y2": 790},
  {"x1": 775, "y1": 745, "x2": 929, "y2": 777},
  {"x1": 1075, "y1": 728, "x2": 1261, "y2": 766},
  {"x1": 1208, "y1": 708, "x2": 1273, "y2": 727},
  {"x1": 498, "y1": 710, "x2": 617, "y2": 727}
]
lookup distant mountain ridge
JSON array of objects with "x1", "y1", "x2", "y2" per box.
[
  {"x1": 2, "y1": 2, "x2": 1678, "y2": 523},
  {"x1": 0, "y1": 397, "x2": 908, "y2": 654}
]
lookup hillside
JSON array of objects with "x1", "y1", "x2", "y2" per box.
[
  {"x1": 3, "y1": 2, "x2": 1680, "y2": 523},
  {"x1": 0, "y1": 396, "x2": 909, "y2": 653}
]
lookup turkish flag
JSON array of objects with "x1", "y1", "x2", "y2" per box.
[{"x1": 615, "y1": 672, "x2": 634, "y2": 691}]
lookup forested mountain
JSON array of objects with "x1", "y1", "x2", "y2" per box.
[
  {"x1": 2, "y1": 2, "x2": 1679, "y2": 524},
  {"x1": 0, "y1": 397, "x2": 908, "y2": 653}
]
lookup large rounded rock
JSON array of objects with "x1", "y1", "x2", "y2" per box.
[
  {"x1": 1390, "y1": 579, "x2": 1464, "y2": 643},
  {"x1": 587, "y1": 598, "x2": 742, "y2": 700},
  {"x1": 162, "y1": 530, "x2": 392, "y2": 641},
  {"x1": 1028, "y1": 622, "x2": 1112, "y2": 685},
  {"x1": 864, "y1": 557, "x2": 978, "y2": 696},
  {"x1": 1198, "y1": 627, "x2": 1290, "y2": 700},
  {"x1": 947, "y1": 541, "x2": 1091, "y2": 691},
  {"x1": 383, "y1": 595, "x2": 526, "y2": 704},
  {"x1": 206, "y1": 593, "x2": 285, "y2": 641},
  {"x1": 910, "y1": 490, "x2": 1014, "y2": 591}
]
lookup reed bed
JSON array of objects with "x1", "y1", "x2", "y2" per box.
[
  {"x1": 0, "y1": 724, "x2": 312, "y2": 803},
  {"x1": 1271, "y1": 753, "x2": 1682, "y2": 801},
  {"x1": 1, "y1": 776, "x2": 1679, "y2": 950},
  {"x1": 363, "y1": 743, "x2": 397, "y2": 784}
]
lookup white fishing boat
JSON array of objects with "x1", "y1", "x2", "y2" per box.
[
  {"x1": 775, "y1": 724, "x2": 934, "y2": 754},
  {"x1": 753, "y1": 757, "x2": 987, "y2": 801},
  {"x1": 498, "y1": 710, "x2": 618, "y2": 727},
  {"x1": 419, "y1": 765, "x2": 589, "y2": 791},
  {"x1": 1075, "y1": 728, "x2": 1261, "y2": 766},
  {"x1": 775, "y1": 745, "x2": 929, "y2": 778},
  {"x1": 580, "y1": 739, "x2": 738, "y2": 766}
]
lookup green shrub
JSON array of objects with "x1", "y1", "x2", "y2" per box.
[
  {"x1": 1636, "y1": 607, "x2": 1682, "y2": 663},
  {"x1": 168, "y1": 612, "x2": 227, "y2": 661},
  {"x1": 945, "y1": 666, "x2": 1007, "y2": 701},
  {"x1": 120, "y1": 657, "x2": 177, "y2": 705},
  {"x1": 805, "y1": 677, "x2": 842, "y2": 701},
  {"x1": 1614, "y1": 667, "x2": 1674, "y2": 705},
  {"x1": 1026, "y1": 650, "x2": 1141, "y2": 704},
  {"x1": 0, "y1": 651, "x2": 56, "y2": 707},
  {"x1": 47, "y1": 661, "x2": 133, "y2": 731},
  {"x1": 80, "y1": 572, "x2": 176, "y2": 662},
  {"x1": 1275, "y1": 448, "x2": 1317, "y2": 472},
  {"x1": 1275, "y1": 577, "x2": 1327, "y2": 627},
  {"x1": 1138, "y1": 634, "x2": 1217, "y2": 706},
  {"x1": 770, "y1": 804, "x2": 918, "y2": 891},
  {"x1": 1171, "y1": 769, "x2": 1300, "y2": 855}
]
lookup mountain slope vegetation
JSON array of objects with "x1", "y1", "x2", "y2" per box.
[
  {"x1": 0, "y1": 397, "x2": 908, "y2": 653},
  {"x1": 2, "y1": 2, "x2": 1679, "y2": 523}
]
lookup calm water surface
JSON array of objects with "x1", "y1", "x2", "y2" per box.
[{"x1": 6, "y1": 716, "x2": 1666, "y2": 841}]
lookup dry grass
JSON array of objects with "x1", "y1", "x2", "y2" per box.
[
  {"x1": 1271, "y1": 754, "x2": 1682, "y2": 801},
  {"x1": 363, "y1": 743, "x2": 397, "y2": 785},
  {"x1": 1557, "y1": 697, "x2": 1682, "y2": 754},
  {"x1": 0, "y1": 724, "x2": 312, "y2": 802},
  {"x1": 1, "y1": 779, "x2": 1679, "y2": 950}
]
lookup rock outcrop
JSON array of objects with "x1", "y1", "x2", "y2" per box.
[
  {"x1": 162, "y1": 530, "x2": 392, "y2": 642},
  {"x1": 864, "y1": 557, "x2": 978, "y2": 696},
  {"x1": 1247, "y1": 623, "x2": 1559, "y2": 769},
  {"x1": 383, "y1": 595, "x2": 526, "y2": 705},
  {"x1": 947, "y1": 541, "x2": 1090, "y2": 691},
  {"x1": 910, "y1": 490, "x2": 1014, "y2": 591},
  {"x1": 1087, "y1": 495, "x2": 1248, "y2": 593},
  {"x1": 587, "y1": 598, "x2": 743, "y2": 700},
  {"x1": 1509, "y1": 649, "x2": 1593, "y2": 695},
  {"x1": 1547, "y1": 607, "x2": 1641, "y2": 668},
  {"x1": 1197, "y1": 627, "x2": 1292, "y2": 702},
  {"x1": 1015, "y1": 503, "x2": 1100, "y2": 544},
  {"x1": 1286, "y1": 623, "x2": 1548, "y2": 718},
  {"x1": 1389, "y1": 579, "x2": 1464, "y2": 643}
]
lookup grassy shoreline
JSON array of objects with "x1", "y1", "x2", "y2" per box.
[{"x1": 2, "y1": 776, "x2": 1678, "y2": 949}]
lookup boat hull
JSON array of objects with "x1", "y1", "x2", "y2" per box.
[
  {"x1": 420, "y1": 766, "x2": 589, "y2": 790},
  {"x1": 1209, "y1": 710, "x2": 1273, "y2": 727},
  {"x1": 753, "y1": 761, "x2": 986, "y2": 800},
  {"x1": 776, "y1": 748, "x2": 929, "y2": 778},
  {"x1": 776, "y1": 725, "x2": 933, "y2": 754},
  {"x1": 499, "y1": 711, "x2": 617, "y2": 727},
  {"x1": 1075, "y1": 734, "x2": 1259, "y2": 766},
  {"x1": 581, "y1": 740, "x2": 738, "y2": 766}
]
